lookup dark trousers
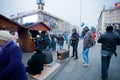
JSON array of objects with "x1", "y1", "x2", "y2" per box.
[
  {"x1": 72, "y1": 43, "x2": 78, "y2": 58},
  {"x1": 101, "y1": 55, "x2": 111, "y2": 79}
]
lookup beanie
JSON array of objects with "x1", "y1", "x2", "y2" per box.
[{"x1": 0, "y1": 30, "x2": 12, "y2": 41}]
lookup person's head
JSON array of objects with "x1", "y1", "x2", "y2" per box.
[
  {"x1": 41, "y1": 31, "x2": 46, "y2": 37},
  {"x1": 82, "y1": 26, "x2": 89, "y2": 35},
  {"x1": 83, "y1": 26, "x2": 89, "y2": 32},
  {"x1": 72, "y1": 28, "x2": 77, "y2": 34},
  {"x1": 91, "y1": 26, "x2": 96, "y2": 33},
  {"x1": 0, "y1": 30, "x2": 12, "y2": 46},
  {"x1": 106, "y1": 26, "x2": 113, "y2": 32}
]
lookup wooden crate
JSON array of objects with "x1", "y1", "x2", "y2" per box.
[{"x1": 57, "y1": 49, "x2": 69, "y2": 60}]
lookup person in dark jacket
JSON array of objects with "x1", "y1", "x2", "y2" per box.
[
  {"x1": 35, "y1": 31, "x2": 51, "y2": 51},
  {"x1": 70, "y1": 29, "x2": 79, "y2": 60},
  {"x1": 41, "y1": 31, "x2": 51, "y2": 49},
  {"x1": 35, "y1": 35, "x2": 43, "y2": 51},
  {"x1": 97, "y1": 26, "x2": 120, "y2": 80},
  {"x1": 57, "y1": 34, "x2": 64, "y2": 50},
  {"x1": 26, "y1": 50, "x2": 45, "y2": 78},
  {"x1": 51, "y1": 35, "x2": 56, "y2": 51},
  {"x1": 26, "y1": 31, "x2": 53, "y2": 78},
  {"x1": 0, "y1": 31, "x2": 27, "y2": 80}
]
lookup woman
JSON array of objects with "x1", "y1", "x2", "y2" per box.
[{"x1": 0, "y1": 30, "x2": 27, "y2": 80}]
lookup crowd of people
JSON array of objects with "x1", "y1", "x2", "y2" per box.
[{"x1": 0, "y1": 25, "x2": 120, "y2": 80}]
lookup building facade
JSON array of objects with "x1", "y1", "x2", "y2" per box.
[
  {"x1": 98, "y1": 3, "x2": 120, "y2": 32},
  {"x1": 10, "y1": 1, "x2": 74, "y2": 34}
]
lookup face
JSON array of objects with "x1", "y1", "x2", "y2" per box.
[
  {"x1": 72, "y1": 29, "x2": 76, "y2": 33},
  {"x1": 0, "y1": 40, "x2": 7, "y2": 46}
]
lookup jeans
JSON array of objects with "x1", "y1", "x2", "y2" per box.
[
  {"x1": 59, "y1": 44, "x2": 63, "y2": 50},
  {"x1": 72, "y1": 43, "x2": 78, "y2": 58},
  {"x1": 82, "y1": 48, "x2": 89, "y2": 64},
  {"x1": 101, "y1": 56, "x2": 112, "y2": 79}
]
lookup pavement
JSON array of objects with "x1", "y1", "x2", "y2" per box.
[{"x1": 22, "y1": 39, "x2": 120, "y2": 80}]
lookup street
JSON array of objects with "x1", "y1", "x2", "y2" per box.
[{"x1": 22, "y1": 39, "x2": 120, "y2": 80}]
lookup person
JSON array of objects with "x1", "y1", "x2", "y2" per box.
[
  {"x1": 82, "y1": 26, "x2": 93, "y2": 67},
  {"x1": 41, "y1": 31, "x2": 51, "y2": 49},
  {"x1": 34, "y1": 34, "x2": 43, "y2": 51},
  {"x1": 42, "y1": 43, "x2": 53, "y2": 65},
  {"x1": 40, "y1": 31, "x2": 53, "y2": 65},
  {"x1": 97, "y1": 26, "x2": 120, "y2": 80},
  {"x1": 0, "y1": 30, "x2": 27, "y2": 80},
  {"x1": 70, "y1": 29, "x2": 79, "y2": 60},
  {"x1": 26, "y1": 31, "x2": 53, "y2": 78},
  {"x1": 91, "y1": 26, "x2": 97, "y2": 46},
  {"x1": 57, "y1": 34, "x2": 64, "y2": 50},
  {"x1": 51, "y1": 35, "x2": 56, "y2": 51},
  {"x1": 64, "y1": 34, "x2": 69, "y2": 44},
  {"x1": 26, "y1": 50, "x2": 45, "y2": 78}
]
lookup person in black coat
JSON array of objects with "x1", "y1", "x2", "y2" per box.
[
  {"x1": 70, "y1": 29, "x2": 79, "y2": 60},
  {"x1": 26, "y1": 31, "x2": 53, "y2": 77},
  {"x1": 26, "y1": 50, "x2": 45, "y2": 77},
  {"x1": 97, "y1": 26, "x2": 120, "y2": 80}
]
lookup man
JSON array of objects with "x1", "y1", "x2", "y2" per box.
[
  {"x1": 70, "y1": 29, "x2": 79, "y2": 60},
  {"x1": 97, "y1": 26, "x2": 120, "y2": 80},
  {"x1": 82, "y1": 26, "x2": 93, "y2": 67}
]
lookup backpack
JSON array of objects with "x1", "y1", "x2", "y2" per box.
[{"x1": 89, "y1": 32, "x2": 95, "y2": 45}]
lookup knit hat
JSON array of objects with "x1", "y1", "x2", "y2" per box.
[{"x1": 0, "y1": 30, "x2": 12, "y2": 41}]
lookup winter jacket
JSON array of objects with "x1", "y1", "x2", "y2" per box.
[
  {"x1": 97, "y1": 32, "x2": 120, "y2": 54},
  {"x1": 35, "y1": 37, "x2": 43, "y2": 51},
  {"x1": 26, "y1": 51, "x2": 45, "y2": 75},
  {"x1": 57, "y1": 36, "x2": 64, "y2": 45},
  {"x1": 0, "y1": 40, "x2": 27, "y2": 80},
  {"x1": 70, "y1": 33, "x2": 79, "y2": 45}
]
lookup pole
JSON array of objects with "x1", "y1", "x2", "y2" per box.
[{"x1": 79, "y1": 0, "x2": 82, "y2": 32}]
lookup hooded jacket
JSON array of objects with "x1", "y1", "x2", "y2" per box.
[{"x1": 83, "y1": 31, "x2": 93, "y2": 49}]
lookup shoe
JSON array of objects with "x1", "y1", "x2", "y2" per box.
[
  {"x1": 74, "y1": 57, "x2": 78, "y2": 60},
  {"x1": 82, "y1": 63, "x2": 89, "y2": 67}
]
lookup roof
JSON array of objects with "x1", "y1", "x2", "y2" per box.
[
  {"x1": 26, "y1": 21, "x2": 51, "y2": 31},
  {"x1": 0, "y1": 14, "x2": 23, "y2": 28}
]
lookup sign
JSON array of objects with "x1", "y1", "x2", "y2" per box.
[{"x1": 81, "y1": 22, "x2": 85, "y2": 27}]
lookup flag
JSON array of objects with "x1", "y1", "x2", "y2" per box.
[{"x1": 81, "y1": 22, "x2": 85, "y2": 27}]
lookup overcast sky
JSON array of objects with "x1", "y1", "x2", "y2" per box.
[{"x1": 0, "y1": 0, "x2": 120, "y2": 27}]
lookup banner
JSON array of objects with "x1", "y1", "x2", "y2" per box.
[{"x1": 81, "y1": 22, "x2": 85, "y2": 27}]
